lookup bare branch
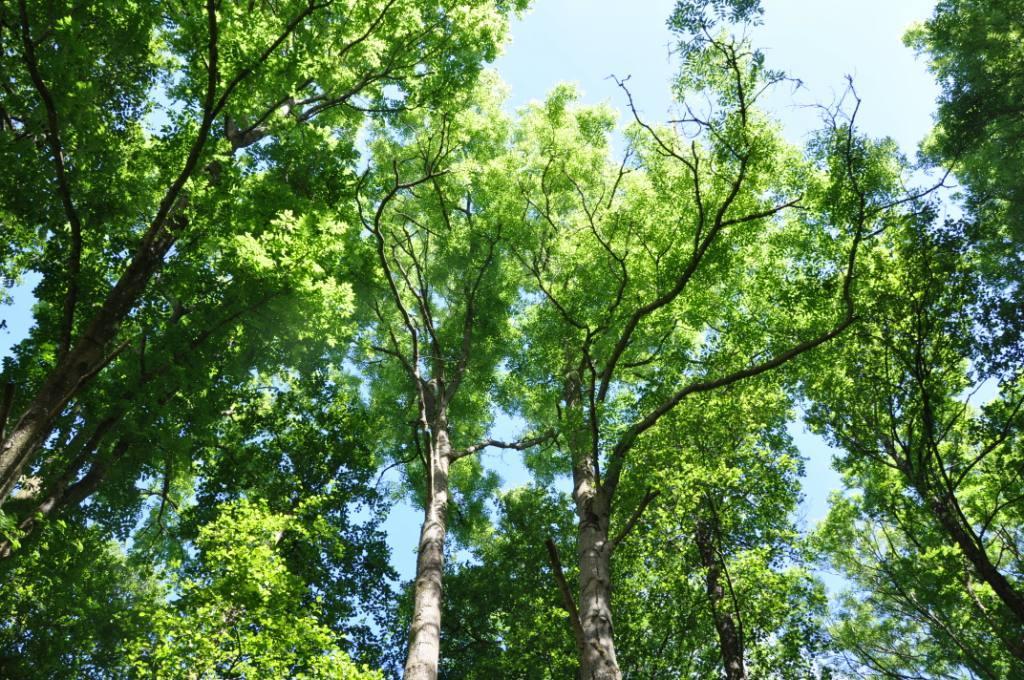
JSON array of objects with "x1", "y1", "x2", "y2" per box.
[{"x1": 449, "y1": 431, "x2": 555, "y2": 462}]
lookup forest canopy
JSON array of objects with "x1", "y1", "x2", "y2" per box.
[{"x1": 0, "y1": 0, "x2": 1021, "y2": 678}]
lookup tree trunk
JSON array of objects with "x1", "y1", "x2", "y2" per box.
[
  {"x1": 404, "y1": 424, "x2": 452, "y2": 680},
  {"x1": 576, "y1": 499, "x2": 620, "y2": 680},
  {"x1": 926, "y1": 491, "x2": 1024, "y2": 631},
  {"x1": 0, "y1": 241, "x2": 172, "y2": 505},
  {"x1": 695, "y1": 513, "x2": 747, "y2": 680}
]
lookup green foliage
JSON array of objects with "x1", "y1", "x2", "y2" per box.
[
  {"x1": 438, "y1": 487, "x2": 579, "y2": 679},
  {"x1": 669, "y1": 0, "x2": 764, "y2": 35},
  {"x1": 1, "y1": 2, "x2": 1022, "y2": 678},
  {"x1": 612, "y1": 385, "x2": 828, "y2": 677},
  {"x1": 0, "y1": 521, "x2": 160, "y2": 678},
  {"x1": 129, "y1": 499, "x2": 381, "y2": 679},
  {"x1": 0, "y1": 1, "x2": 523, "y2": 674},
  {"x1": 804, "y1": 216, "x2": 1024, "y2": 677},
  {"x1": 0, "y1": 0, "x2": 526, "y2": 533},
  {"x1": 908, "y1": 0, "x2": 1024, "y2": 372}
]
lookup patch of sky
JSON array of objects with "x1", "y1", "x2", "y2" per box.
[{"x1": 1, "y1": 272, "x2": 41, "y2": 364}]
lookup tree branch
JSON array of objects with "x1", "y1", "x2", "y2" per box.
[
  {"x1": 608, "y1": 488, "x2": 660, "y2": 553},
  {"x1": 545, "y1": 537, "x2": 585, "y2": 655},
  {"x1": 603, "y1": 220, "x2": 863, "y2": 494},
  {"x1": 17, "y1": 0, "x2": 83, "y2": 358},
  {"x1": 448, "y1": 431, "x2": 555, "y2": 462},
  {"x1": 0, "y1": 382, "x2": 13, "y2": 443}
]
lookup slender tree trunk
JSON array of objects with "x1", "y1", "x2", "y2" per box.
[
  {"x1": 576, "y1": 501, "x2": 620, "y2": 680},
  {"x1": 404, "y1": 422, "x2": 452, "y2": 680},
  {"x1": 695, "y1": 512, "x2": 747, "y2": 680}
]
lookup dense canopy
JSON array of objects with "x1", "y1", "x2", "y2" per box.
[{"x1": 0, "y1": 0, "x2": 1021, "y2": 678}]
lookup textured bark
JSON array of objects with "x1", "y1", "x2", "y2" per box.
[
  {"x1": 695, "y1": 513, "x2": 747, "y2": 680},
  {"x1": 562, "y1": 366, "x2": 623, "y2": 680},
  {"x1": 404, "y1": 422, "x2": 452, "y2": 680},
  {"x1": 576, "y1": 504, "x2": 620, "y2": 680}
]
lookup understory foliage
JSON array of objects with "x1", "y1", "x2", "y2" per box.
[{"x1": 0, "y1": 0, "x2": 1021, "y2": 678}]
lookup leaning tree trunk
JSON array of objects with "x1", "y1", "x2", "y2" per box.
[
  {"x1": 575, "y1": 493, "x2": 621, "y2": 680},
  {"x1": 695, "y1": 513, "x2": 747, "y2": 680},
  {"x1": 403, "y1": 423, "x2": 452, "y2": 680},
  {"x1": 925, "y1": 490, "x2": 1024, "y2": 636},
  {"x1": 0, "y1": 222, "x2": 177, "y2": 505}
]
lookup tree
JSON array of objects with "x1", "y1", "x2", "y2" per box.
[
  {"x1": 907, "y1": 0, "x2": 1024, "y2": 373},
  {"x1": 805, "y1": 216, "x2": 1024, "y2": 676},
  {"x1": 505, "y1": 30, "x2": 905, "y2": 676},
  {"x1": 0, "y1": 0, "x2": 524, "y2": 508},
  {"x1": 354, "y1": 76, "x2": 546, "y2": 680},
  {"x1": 0, "y1": 360, "x2": 398, "y2": 676},
  {"x1": 611, "y1": 384, "x2": 827, "y2": 679}
]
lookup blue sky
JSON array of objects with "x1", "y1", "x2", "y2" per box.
[
  {"x1": 495, "y1": 0, "x2": 939, "y2": 152},
  {"x1": 1, "y1": 1, "x2": 944, "y2": 584}
]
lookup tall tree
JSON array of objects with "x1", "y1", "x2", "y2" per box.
[
  {"x1": 0, "y1": 0, "x2": 524, "y2": 507},
  {"x1": 907, "y1": 0, "x2": 1024, "y2": 373},
  {"x1": 355, "y1": 77, "x2": 546, "y2": 680},
  {"x1": 805, "y1": 216, "x2": 1024, "y2": 676},
  {"x1": 506, "y1": 30, "x2": 907, "y2": 675}
]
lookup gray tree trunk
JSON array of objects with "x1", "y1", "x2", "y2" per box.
[
  {"x1": 403, "y1": 424, "x2": 452, "y2": 680},
  {"x1": 576, "y1": 504, "x2": 621, "y2": 680}
]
